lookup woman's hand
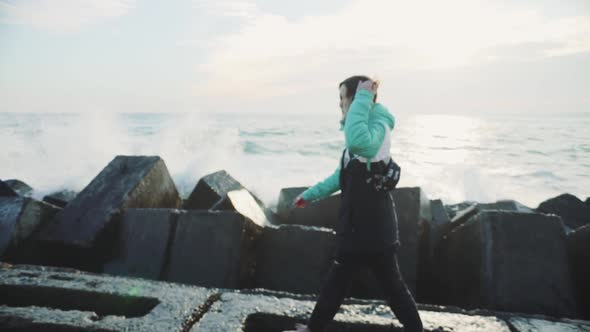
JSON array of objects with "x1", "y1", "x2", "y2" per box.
[
  {"x1": 293, "y1": 194, "x2": 307, "y2": 208},
  {"x1": 356, "y1": 79, "x2": 379, "y2": 95}
]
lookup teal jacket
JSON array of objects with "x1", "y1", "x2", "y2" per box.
[{"x1": 301, "y1": 89, "x2": 395, "y2": 202}]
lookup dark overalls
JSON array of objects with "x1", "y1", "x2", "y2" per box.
[{"x1": 307, "y1": 149, "x2": 423, "y2": 332}]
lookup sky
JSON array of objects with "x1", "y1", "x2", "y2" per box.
[{"x1": 1, "y1": 0, "x2": 589, "y2": 115}]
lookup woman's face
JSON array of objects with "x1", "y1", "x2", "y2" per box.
[{"x1": 339, "y1": 84, "x2": 352, "y2": 119}]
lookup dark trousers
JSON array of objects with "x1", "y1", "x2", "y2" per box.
[{"x1": 307, "y1": 245, "x2": 423, "y2": 332}]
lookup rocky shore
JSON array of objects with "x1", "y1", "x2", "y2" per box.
[{"x1": 1, "y1": 155, "x2": 589, "y2": 331}]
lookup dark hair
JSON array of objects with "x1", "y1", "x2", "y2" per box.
[{"x1": 339, "y1": 75, "x2": 377, "y2": 102}]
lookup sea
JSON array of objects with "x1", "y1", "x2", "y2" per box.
[{"x1": 1, "y1": 112, "x2": 589, "y2": 209}]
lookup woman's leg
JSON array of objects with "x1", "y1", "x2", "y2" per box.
[
  {"x1": 307, "y1": 256, "x2": 356, "y2": 332},
  {"x1": 370, "y1": 247, "x2": 424, "y2": 332}
]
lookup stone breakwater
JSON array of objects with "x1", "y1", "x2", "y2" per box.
[{"x1": 1, "y1": 154, "x2": 589, "y2": 331}]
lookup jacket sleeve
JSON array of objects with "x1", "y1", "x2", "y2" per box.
[
  {"x1": 344, "y1": 89, "x2": 386, "y2": 159},
  {"x1": 300, "y1": 166, "x2": 341, "y2": 202}
]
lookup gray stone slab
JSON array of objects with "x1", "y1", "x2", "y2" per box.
[
  {"x1": 39, "y1": 156, "x2": 181, "y2": 249},
  {"x1": 438, "y1": 211, "x2": 577, "y2": 318},
  {"x1": 509, "y1": 317, "x2": 590, "y2": 332},
  {"x1": 568, "y1": 224, "x2": 590, "y2": 320},
  {"x1": 164, "y1": 210, "x2": 263, "y2": 289},
  {"x1": 0, "y1": 179, "x2": 18, "y2": 197},
  {"x1": 102, "y1": 209, "x2": 178, "y2": 280},
  {"x1": 192, "y1": 291, "x2": 512, "y2": 331},
  {"x1": 255, "y1": 224, "x2": 336, "y2": 294},
  {"x1": 0, "y1": 197, "x2": 60, "y2": 258},
  {"x1": 0, "y1": 263, "x2": 216, "y2": 332}
]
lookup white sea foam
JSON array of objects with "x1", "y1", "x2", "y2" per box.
[{"x1": 1, "y1": 112, "x2": 588, "y2": 208}]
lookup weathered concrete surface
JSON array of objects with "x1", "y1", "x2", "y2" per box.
[
  {"x1": 276, "y1": 187, "x2": 341, "y2": 229},
  {"x1": 192, "y1": 291, "x2": 512, "y2": 331},
  {"x1": 4, "y1": 179, "x2": 33, "y2": 196},
  {"x1": 43, "y1": 189, "x2": 78, "y2": 208},
  {"x1": 537, "y1": 193, "x2": 590, "y2": 230},
  {"x1": 568, "y1": 224, "x2": 590, "y2": 320},
  {"x1": 0, "y1": 197, "x2": 60, "y2": 258},
  {"x1": 391, "y1": 187, "x2": 432, "y2": 297},
  {"x1": 163, "y1": 210, "x2": 262, "y2": 289},
  {"x1": 39, "y1": 156, "x2": 181, "y2": 250},
  {"x1": 0, "y1": 263, "x2": 216, "y2": 332},
  {"x1": 437, "y1": 211, "x2": 577, "y2": 318},
  {"x1": 255, "y1": 224, "x2": 337, "y2": 294},
  {"x1": 213, "y1": 189, "x2": 269, "y2": 226},
  {"x1": 102, "y1": 209, "x2": 178, "y2": 280},
  {"x1": 0, "y1": 179, "x2": 18, "y2": 197}
]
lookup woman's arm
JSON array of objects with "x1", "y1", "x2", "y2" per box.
[
  {"x1": 300, "y1": 166, "x2": 341, "y2": 202},
  {"x1": 344, "y1": 89, "x2": 386, "y2": 159}
]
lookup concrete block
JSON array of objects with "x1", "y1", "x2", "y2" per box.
[
  {"x1": 213, "y1": 189, "x2": 269, "y2": 226},
  {"x1": 438, "y1": 211, "x2": 577, "y2": 318},
  {"x1": 276, "y1": 186, "x2": 341, "y2": 229},
  {"x1": 0, "y1": 263, "x2": 215, "y2": 332},
  {"x1": 0, "y1": 179, "x2": 18, "y2": 197},
  {"x1": 568, "y1": 224, "x2": 590, "y2": 320},
  {"x1": 0, "y1": 197, "x2": 60, "y2": 259},
  {"x1": 4, "y1": 179, "x2": 33, "y2": 196},
  {"x1": 39, "y1": 156, "x2": 181, "y2": 250},
  {"x1": 537, "y1": 193, "x2": 590, "y2": 230},
  {"x1": 164, "y1": 210, "x2": 262, "y2": 289},
  {"x1": 391, "y1": 187, "x2": 432, "y2": 297},
  {"x1": 43, "y1": 190, "x2": 77, "y2": 208},
  {"x1": 255, "y1": 224, "x2": 336, "y2": 294},
  {"x1": 102, "y1": 209, "x2": 178, "y2": 280}
]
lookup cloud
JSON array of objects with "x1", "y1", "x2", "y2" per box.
[
  {"x1": 0, "y1": 0, "x2": 135, "y2": 32},
  {"x1": 193, "y1": 0, "x2": 590, "y2": 100}
]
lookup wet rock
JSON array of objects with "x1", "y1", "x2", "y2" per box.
[
  {"x1": 4, "y1": 179, "x2": 33, "y2": 196},
  {"x1": 276, "y1": 186, "x2": 341, "y2": 229},
  {"x1": 537, "y1": 193, "x2": 590, "y2": 230},
  {"x1": 586, "y1": 197, "x2": 590, "y2": 206},
  {"x1": 42, "y1": 190, "x2": 77, "y2": 208},
  {"x1": 437, "y1": 211, "x2": 576, "y2": 318},
  {"x1": 38, "y1": 156, "x2": 181, "y2": 254},
  {"x1": 193, "y1": 291, "x2": 512, "y2": 331},
  {"x1": 391, "y1": 187, "x2": 432, "y2": 297},
  {"x1": 103, "y1": 209, "x2": 179, "y2": 280},
  {"x1": 212, "y1": 189, "x2": 269, "y2": 226},
  {"x1": 0, "y1": 197, "x2": 60, "y2": 259},
  {"x1": 0, "y1": 263, "x2": 215, "y2": 332},
  {"x1": 255, "y1": 224, "x2": 336, "y2": 294},
  {"x1": 163, "y1": 210, "x2": 262, "y2": 289},
  {"x1": 568, "y1": 224, "x2": 590, "y2": 320},
  {"x1": 509, "y1": 317, "x2": 590, "y2": 332},
  {"x1": 0, "y1": 179, "x2": 18, "y2": 197}
]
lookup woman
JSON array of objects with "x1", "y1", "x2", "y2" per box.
[{"x1": 286, "y1": 76, "x2": 423, "y2": 332}]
